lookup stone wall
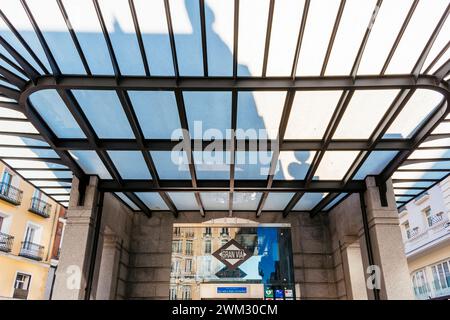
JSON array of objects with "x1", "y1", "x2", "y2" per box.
[{"x1": 125, "y1": 211, "x2": 338, "y2": 300}]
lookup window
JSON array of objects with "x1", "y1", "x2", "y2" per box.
[
  {"x1": 171, "y1": 260, "x2": 180, "y2": 274},
  {"x1": 204, "y1": 227, "x2": 211, "y2": 236},
  {"x1": 185, "y1": 259, "x2": 193, "y2": 273},
  {"x1": 172, "y1": 240, "x2": 182, "y2": 254},
  {"x1": 221, "y1": 239, "x2": 228, "y2": 247},
  {"x1": 0, "y1": 216, "x2": 3, "y2": 231},
  {"x1": 203, "y1": 259, "x2": 212, "y2": 273},
  {"x1": 404, "y1": 221, "x2": 410, "y2": 238},
  {"x1": 173, "y1": 227, "x2": 181, "y2": 236},
  {"x1": 412, "y1": 269, "x2": 431, "y2": 298},
  {"x1": 204, "y1": 239, "x2": 211, "y2": 254},
  {"x1": 185, "y1": 240, "x2": 193, "y2": 256},
  {"x1": 169, "y1": 287, "x2": 177, "y2": 300},
  {"x1": 182, "y1": 286, "x2": 191, "y2": 300},
  {"x1": 13, "y1": 273, "x2": 31, "y2": 300},
  {"x1": 431, "y1": 260, "x2": 450, "y2": 293},
  {"x1": 221, "y1": 227, "x2": 229, "y2": 236},
  {"x1": 423, "y1": 207, "x2": 432, "y2": 227}
]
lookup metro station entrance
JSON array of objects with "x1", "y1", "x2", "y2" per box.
[{"x1": 169, "y1": 221, "x2": 295, "y2": 300}]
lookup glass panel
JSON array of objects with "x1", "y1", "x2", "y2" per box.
[
  {"x1": 358, "y1": 0, "x2": 413, "y2": 74},
  {"x1": 266, "y1": 0, "x2": 305, "y2": 76},
  {"x1": 325, "y1": 0, "x2": 377, "y2": 75},
  {"x1": 167, "y1": 192, "x2": 199, "y2": 210},
  {"x1": 274, "y1": 151, "x2": 316, "y2": 180},
  {"x1": 293, "y1": 192, "x2": 328, "y2": 211},
  {"x1": 52, "y1": 195, "x2": 70, "y2": 202},
  {"x1": 72, "y1": 90, "x2": 134, "y2": 139},
  {"x1": 183, "y1": 91, "x2": 231, "y2": 139},
  {"x1": 200, "y1": 192, "x2": 229, "y2": 210},
  {"x1": 386, "y1": 0, "x2": 449, "y2": 74},
  {"x1": 193, "y1": 151, "x2": 230, "y2": 180},
  {"x1": 29, "y1": 89, "x2": 86, "y2": 138},
  {"x1": 17, "y1": 170, "x2": 72, "y2": 179},
  {"x1": 392, "y1": 181, "x2": 433, "y2": 188},
  {"x1": 295, "y1": 0, "x2": 340, "y2": 75},
  {"x1": 408, "y1": 149, "x2": 450, "y2": 159},
  {"x1": 26, "y1": 0, "x2": 85, "y2": 74},
  {"x1": 314, "y1": 151, "x2": 359, "y2": 180},
  {"x1": 394, "y1": 189, "x2": 421, "y2": 196},
  {"x1": 237, "y1": 0, "x2": 270, "y2": 76},
  {"x1": 0, "y1": 1, "x2": 50, "y2": 73},
  {"x1": 204, "y1": 0, "x2": 234, "y2": 76},
  {"x1": 392, "y1": 171, "x2": 448, "y2": 180},
  {"x1": 0, "y1": 107, "x2": 26, "y2": 119},
  {"x1": 285, "y1": 91, "x2": 342, "y2": 139},
  {"x1": 107, "y1": 151, "x2": 151, "y2": 180},
  {"x1": 133, "y1": 0, "x2": 174, "y2": 75},
  {"x1": 128, "y1": 91, "x2": 181, "y2": 139},
  {"x1": 4, "y1": 159, "x2": 67, "y2": 169},
  {"x1": 323, "y1": 193, "x2": 348, "y2": 211},
  {"x1": 237, "y1": 91, "x2": 286, "y2": 140},
  {"x1": 168, "y1": 0, "x2": 203, "y2": 76},
  {"x1": 384, "y1": 89, "x2": 444, "y2": 139},
  {"x1": 262, "y1": 192, "x2": 295, "y2": 211},
  {"x1": 169, "y1": 225, "x2": 295, "y2": 300},
  {"x1": 0, "y1": 135, "x2": 48, "y2": 147},
  {"x1": 97, "y1": 0, "x2": 145, "y2": 75},
  {"x1": 0, "y1": 56, "x2": 27, "y2": 80},
  {"x1": 396, "y1": 196, "x2": 413, "y2": 203},
  {"x1": 0, "y1": 147, "x2": 57, "y2": 158},
  {"x1": 432, "y1": 122, "x2": 450, "y2": 135},
  {"x1": 333, "y1": 90, "x2": 399, "y2": 139},
  {"x1": 62, "y1": 0, "x2": 114, "y2": 75},
  {"x1": 420, "y1": 137, "x2": 450, "y2": 148},
  {"x1": 0, "y1": 120, "x2": 38, "y2": 134},
  {"x1": 233, "y1": 192, "x2": 262, "y2": 211},
  {"x1": 150, "y1": 151, "x2": 191, "y2": 180},
  {"x1": 115, "y1": 192, "x2": 139, "y2": 210},
  {"x1": 68, "y1": 150, "x2": 112, "y2": 179},
  {"x1": 136, "y1": 192, "x2": 169, "y2": 210},
  {"x1": 354, "y1": 151, "x2": 398, "y2": 180},
  {"x1": 41, "y1": 188, "x2": 70, "y2": 195},
  {"x1": 30, "y1": 180, "x2": 72, "y2": 188},
  {"x1": 234, "y1": 151, "x2": 272, "y2": 180},
  {"x1": 400, "y1": 161, "x2": 450, "y2": 170}
]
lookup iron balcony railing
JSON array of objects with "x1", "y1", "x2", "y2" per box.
[
  {"x1": 0, "y1": 232, "x2": 14, "y2": 253},
  {"x1": 28, "y1": 197, "x2": 52, "y2": 218},
  {"x1": 427, "y1": 213, "x2": 447, "y2": 227},
  {"x1": 407, "y1": 227, "x2": 419, "y2": 239},
  {"x1": 0, "y1": 182, "x2": 23, "y2": 206},
  {"x1": 19, "y1": 241, "x2": 44, "y2": 261}
]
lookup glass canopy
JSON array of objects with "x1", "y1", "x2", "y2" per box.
[{"x1": 0, "y1": 0, "x2": 449, "y2": 215}]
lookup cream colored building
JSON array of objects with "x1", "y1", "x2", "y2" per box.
[
  {"x1": 0, "y1": 161, "x2": 66, "y2": 300},
  {"x1": 399, "y1": 175, "x2": 450, "y2": 299}
]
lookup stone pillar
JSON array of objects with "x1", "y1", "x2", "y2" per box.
[
  {"x1": 95, "y1": 232, "x2": 121, "y2": 300},
  {"x1": 360, "y1": 177, "x2": 414, "y2": 300},
  {"x1": 339, "y1": 236, "x2": 367, "y2": 300},
  {"x1": 52, "y1": 176, "x2": 100, "y2": 300}
]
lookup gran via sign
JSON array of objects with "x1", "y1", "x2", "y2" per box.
[{"x1": 212, "y1": 239, "x2": 251, "y2": 270}]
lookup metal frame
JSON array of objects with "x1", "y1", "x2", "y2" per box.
[{"x1": 0, "y1": 0, "x2": 449, "y2": 217}]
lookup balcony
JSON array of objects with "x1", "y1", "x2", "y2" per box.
[
  {"x1": 407, "y1": 227, "x2": 419, "y2": 240},
  {"x1": 0, "y1": 182, "x2": 23, "y2": 206},
  {"x1": 28, "y1": 197, "x2": 52, "y2": 218},
  {"x1": 0, "y1": 232, "x2": 14, "y2": 253},
  {"x1": 19, "y1": 241, "x2": 44, "y2": 261},
  {"x1": 427, "y1": 213, "x2": 448, "y2": 228}
]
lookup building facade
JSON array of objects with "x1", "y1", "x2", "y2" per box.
[
  {"x1": 399, "y1": 176, "x2": 450, "y2": 300},
  {"x1": 0, "y1": 161, "x2": 65, "y2": 300}
]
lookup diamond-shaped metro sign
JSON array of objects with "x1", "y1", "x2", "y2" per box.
[{"x1": 212, "y1": 239, "x2": 251, "y2": 270}]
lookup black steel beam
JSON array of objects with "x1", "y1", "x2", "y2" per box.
[
  {"x1": 129, "y1": 0, "x2": 150, "y2": 76},
  {"x1": 98, "y1": 179, "x2": 365, "y2": 193},
  {"x1": 19, "y1": 75, "x2": 450, "y2": 98}
]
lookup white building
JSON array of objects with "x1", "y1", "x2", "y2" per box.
[{"x1": 399, "y1": 176, "x2": 450, "y2": 299}]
